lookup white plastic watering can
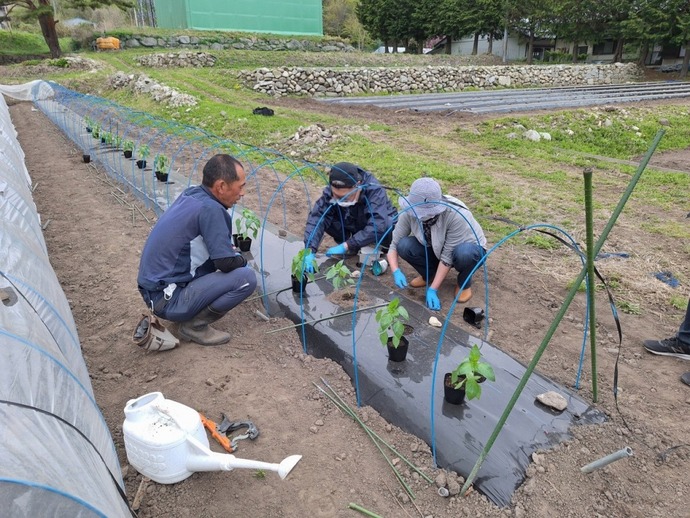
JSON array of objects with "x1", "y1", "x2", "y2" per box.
[{"x1": 123, "y1": 392, "x2": 302, "y2": 484}]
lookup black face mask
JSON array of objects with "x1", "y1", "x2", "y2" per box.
[{"x1": 423, "y1": 214, "x2": 440, "y2": 226}]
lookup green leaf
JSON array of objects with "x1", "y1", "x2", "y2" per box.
[
  {"x1": 475, "y1": 363, "x2": 495, "y2": 382},
  {"x1": 464, "y1": 378, "x2": 481, "y2": 400}
]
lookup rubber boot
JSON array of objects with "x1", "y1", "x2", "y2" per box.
[{"x1": 178, "y1": 306, "x2": 231, "y2": 346}]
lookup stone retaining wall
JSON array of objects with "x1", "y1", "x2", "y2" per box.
[
  {"x1": 118, "y1": 34, "x2": 355, "y2": 53},
  {"x1": 239, "y1": 63, "x2": 643, "y2": 97},
  {"x1": 136, "y1": 52, "x2": 216, "y2": 67}
]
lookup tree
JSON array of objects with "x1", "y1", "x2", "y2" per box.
[{"x1": 0, "y1": 0, "x2": 133, "y2": 58}]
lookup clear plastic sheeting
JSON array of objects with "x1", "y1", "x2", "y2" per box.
[{"x1": 0, "y1": 93, "x2": 131, "y2": 516}]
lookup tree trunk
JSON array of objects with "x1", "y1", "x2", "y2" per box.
[
  {"x1": 472, "y1": 32, "x2": 479, "y2": 55},
  {"x1": 384, "y1": 40, "x2": 390, "y2": 54},
  {"x1": 614, "y1": 37, "x2": 624, "y2": 63},
  {"x1": 681, "y1": 40, "x2": 690, "y2": 79},
  {"x1": 445, "y1": 37, "x2": 452, "y2": 55},
  {"x1": 487, "y1": 34, "x2": 493, "y2": 54},
  {"x1": 38, "y1": 13, "x2": 61, "y2": 58},
  {"x1": 572, "y1": 41, "x2": 579, "y2": 63},
  {"x1": 638, "y1": 42, "x2": 649, "y2": 66},
  {"x1": 527, "y1": 31, "x2": 534, "y2": 64}
]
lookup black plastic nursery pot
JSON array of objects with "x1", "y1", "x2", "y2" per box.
[
  {"x1": 155, "y1": 171, "x2": 169, "y2": 182},
  {"x1": 100, "y1": 137, "x2": 106, "y2": 144},
  {"x1": 443, "y1": 373, "x2": 466, "y2": 405},
  {"x1": 86, "y1": 127, "x2": 92, "y2": 133},
  {"x1": 82, "y1": 154, "x2": 90, "y2": 163},
  {"x1": 136, "y1": 160, "x2": 147, "y2": 169},
  {"x1": 124, "y1": 150, "x2": 133, "y2": 159},
  {"x1": 291, "y1": 274, "x2": 308, "y2": 293},
  {"x1": 237, "y1": 237, "x2": 252, "y2": 252},
  {"x1": 387, "y1": 335, "x2": 409, "y2": 362}
]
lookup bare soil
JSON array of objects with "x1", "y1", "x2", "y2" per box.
[{"x1": 11, "y1": 86, "x2": 690, "y2": 518}]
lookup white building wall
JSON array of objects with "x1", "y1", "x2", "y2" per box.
[{"x1": 451, "y1": 35, "x2": 525, "y2": 61}]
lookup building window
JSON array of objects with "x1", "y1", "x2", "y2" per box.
[{"x1": 592, "y1": 41, "x2": 615, "y2": 55}]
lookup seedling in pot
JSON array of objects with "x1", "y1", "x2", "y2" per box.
[
  {"x1": 449, "y1": 344, "x2": 495, "y2": 400},
  {"x1": 123, "y1": 139, "x2": 134, "y2": 158},
  {"x1": 154, "y1": 153, "x2": 170, "y2": 173},
  {"x1": 375, "y1": 297, "x2": 409, "y2": 348},
  {"x1": 291, "y1": 248, "x2": 318, "y2": 284},
  {"x1": 137, "y1": 144, "x2": 150, "y2": 161},
  {"x1": 325, "y1": 260, "x2": 355, "y2": 291},
  {"x1": 235, "y1": 208, "x2": 261, "y2": 241}
]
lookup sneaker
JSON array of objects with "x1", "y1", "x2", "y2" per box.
[{"x1": 643, "y1": 337, "x2": 690, "y2": 360}]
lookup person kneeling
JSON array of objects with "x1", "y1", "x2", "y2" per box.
[{"x1": 137, "y1": 154, "x2": 257, "y2": 346}]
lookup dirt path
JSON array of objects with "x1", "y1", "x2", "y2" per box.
[{"x1": 10, "y1": 96, "x2": 690, "y2": 518}]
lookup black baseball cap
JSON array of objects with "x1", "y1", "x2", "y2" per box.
[{"x1": 329, "y1": 162, "x2": 362, "y2": 188}]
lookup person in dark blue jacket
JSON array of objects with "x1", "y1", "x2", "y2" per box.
[
  {"x1": 301, "y1": 162, "x2": 397, "y2": 271},
  {"x1": 137, "y1": 154, "x2": 257, "y2": 346}
]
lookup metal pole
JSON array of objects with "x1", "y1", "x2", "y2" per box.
[{"x1": 581, "y1": 447, "x2": 633, "y2": 473}]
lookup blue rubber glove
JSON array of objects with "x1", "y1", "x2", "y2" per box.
[
  {"x1": 426, "y1": 288, "x2": 441, "y2": 311},
  {"x1": 392, "y1": 269, "x2": 408, "y2": 289},
  {"x1": 303, "y1": 252, "x2": 316, "y2": 273},
  {"x1": 326, "y1": 243, "x2": 347, "y2": 256}
]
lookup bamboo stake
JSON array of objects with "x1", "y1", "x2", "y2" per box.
[
  {"x1": 265, "y1": 302, "x2": 389, "y2": 334},
  {"x1": 348, "y1": 503, "x2": 382, "y2": 518},
  {"x1": 583, "y1": 168, "x2": 598, "y2": 402},
  {"x1": 314, "y1": 382, "x2": 413, "y2": 497},
  {"x1": 460, "y1": 129, "x2": 665, "y2": 496},
  {"x1": 318, "y1": 378, "x2": 434, "y2": 484},
  {"x1": 245, "y1": 275, "x2": 327, "y2": 302}
]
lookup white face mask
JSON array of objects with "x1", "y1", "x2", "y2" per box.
[{"x1": 334, "y1": 199, "x2": 357, "y2": 207}]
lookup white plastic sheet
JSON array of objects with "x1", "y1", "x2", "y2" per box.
[{"x1": 0, "y1": 88, "x2": 131, "y2": 517}]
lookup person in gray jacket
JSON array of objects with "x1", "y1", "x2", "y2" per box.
[{"x1": 387, "y1": 177, "x2": 487, "y2": 311}]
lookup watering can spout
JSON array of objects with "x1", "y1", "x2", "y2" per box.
[{"x1": 186, "y1": 434, "x2": 302, "y2": 479}]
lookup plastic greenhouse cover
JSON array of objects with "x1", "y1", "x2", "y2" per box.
[{"x1": 0, "y1": 87, "x2": 131, "y2": 516}]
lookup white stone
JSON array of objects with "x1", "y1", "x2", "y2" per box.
[
  {"x1": 536, "y1": 391, "x2": 568, "y2": 411},
  {"x1": 429, "y1": 316, "x2": 442, "y2": 327}
]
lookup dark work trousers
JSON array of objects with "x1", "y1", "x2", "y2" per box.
[
  {"x1": 396, "y1": 236, "x2": 485, "y2": 289},
  {"x1": 141, "y1": 268, "x2": 257, "y2": 322}
]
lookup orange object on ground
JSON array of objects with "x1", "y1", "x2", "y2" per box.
[
  {"x1": 199, "y1": 413, "x2": 235, "y2": 453},
  {"x1": 96, "y1": 36, "x2": 120, "y2": 50}
]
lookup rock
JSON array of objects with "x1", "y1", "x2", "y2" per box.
[
  {"x1": 536, "y1": 391, "x2": 568, "y2": 411},
  {"x1": 524, "y1": 129, "x2": 541, "y2": 141},
  {"x1": 447, "y1": 479, "x2": 461, "y2": 496},
  {"x1": 435, "y1": 472, "x2": 447, "y2": 488},
  {"x1": 429, "y1": 316, "x2": 442, "y2": 327}
]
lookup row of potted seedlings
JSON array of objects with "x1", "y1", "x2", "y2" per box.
[
  {"x1": 290, "y1": 247, "x2": 496, "y2": 406},
  {"x1": 84, "y1": 118, "x2": 170, "y2": 182}
]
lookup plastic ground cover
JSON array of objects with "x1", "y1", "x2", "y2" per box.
[
  {"x1": 252, "y1": 228, "x2": 606, "y2": 507},
  {"x1": 0, "y1": 86, "x2": 131, "y2": 517}
]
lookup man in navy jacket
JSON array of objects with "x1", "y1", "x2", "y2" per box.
[
  {"x1": 301, "y1": 162, "x2": 397, "y2": 270},
  {"x1": 137, "y1": 154, "x2": 257, "y2": 346}
]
